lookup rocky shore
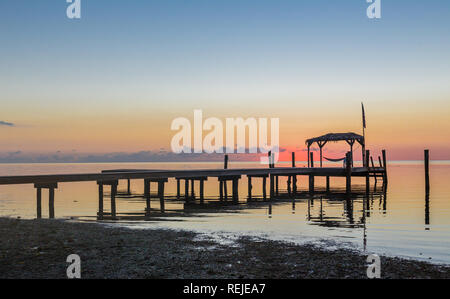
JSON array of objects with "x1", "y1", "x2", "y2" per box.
[{"x1": 0, "y1": 218, "x2": 449, "y2": 279}]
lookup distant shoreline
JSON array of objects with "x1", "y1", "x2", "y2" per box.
[{"x1": 1, "y1": 218, "x2": 449, "y2": 279}]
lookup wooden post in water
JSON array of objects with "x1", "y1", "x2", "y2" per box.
[
  {"x1": 200, "y1": 179, "x2": 205, "y2": 204},
  {"x1": 111, "y1": 182, "x2": 117, "y2": 220},
  {"x1": 291, "y1": 152, "x2": 297, "y2": 196},
  {"x1": 309, "y1": 152, "x2": 315, "y2": 193},
  {"x1": 365, "y1": 150, "x2": 370, "y2": 194},
  {"x1": 191, "y1": 179, "x2": 195, "y2": 199},
  {"x1": 270, "y1": 174, "x2": 275, "y2": 200},
  {"x1": 425, "y1": 151, "x2": 430, "y2": 226},
  {"x1": 382, "y1": 149, "x2": 388, "y2": 186},
  {"x1": 144, "y1": 179, "x2": 151, "y2": 216},
  {"x1": 36, "y1": 187, "x2": 42, "y2": 219},
  {"x1": 158, "y1": 181, "x2": 165, "y2": 213},
  {"x1": 223, "y1": 155, "x2": 228, "y2": 200},
  {"x1": 35, "y1": 183, "x2": 57, "y2": 219},
  {"x1": 232, "y1": 178, "x2": 239, "y2": 203},
  {"x1": 97, "y1": 183, "x2": 103, "y2": 220},
  {"x1": 263, "y1": 176, "x2": 267, "y2": 201},
  {"x1": 425, "y1": 149, "x2": 430, "y2": 194},
  {"x1": 307, "y1": 146, "x2": 310, "y2": 168},
  {"x1": 219, "y1": 180, "x2": 224, "y2": 201},
  {"x1": 276, "y1": 175, "x2": 279, "y2": 196},
  {"x1": 127, "y1": 179, "x2": 131, "y2": 195},
  {"x1": 185, "y1": 179, "x2": 189, "y2": 202},
  {"x1": 287, "y1": 177, "x2": 291, "y2": 196},
  {"x1": 346, "y1": 152, "x2": 352, "y2": 194},
  {"x1": 248, "y1": 176, "x2": 252, "y2": 201},
  {"x1": 224, "y1": 154, "x2": 229, "y2": 169},
  {"x1": 326, "y1": 176, "x2": 330, "y2": 193},
  {"x1": 371, "y1": 156, "x2": 377, "y2": 184},
  {"x1": 176, "y1": 179, "x2": 180, "y2": 200},
  {"x1": 49, "y1": 187, "x2": 55, "y2": 219}
]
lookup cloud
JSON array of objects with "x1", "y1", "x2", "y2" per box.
[{"x1": 0, "y1": 121, "x2": 14, "y2": 127}]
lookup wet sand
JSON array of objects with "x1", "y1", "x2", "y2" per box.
[{"x1": 0, "y1": 218, "x2": 449, "y2": 279}]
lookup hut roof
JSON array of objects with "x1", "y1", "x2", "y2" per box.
[{"x1": 305, "y1": 132, "x2": 364, "y2": 146}]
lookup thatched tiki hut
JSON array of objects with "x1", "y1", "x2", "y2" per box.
[{"x1": 305, "y1": 133, "x2": 365, "y2": 167}]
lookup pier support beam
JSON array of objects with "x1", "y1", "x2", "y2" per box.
[
  {"x1": 185, "y1": 179, "x2": 189, "y2": 201},
  {"x1": 144, "y1": 179, "x2": 151, "y2": 216},
  {"x1": 34, "y1": 183, "x2": 58, "y2": 219},
  {"x1": 276, "y1": 175, "x2": 279, "y2": 196},
  {"x1": 248, "y1": 176, "x2": 252, "y2": 201},
  {"x1": 345, "y1": 152, "x2": 352, "y2": 195},
  {"x1": 36, "y1": 187, "x2": 41, "y2": 219},
  {"x1": 127, "y1": 179, "x2": 131, "y2": 195},
  {"x1": 290, "y1": 151, "x2": 297, "y2": 197},
  {"x1": 96, "y1": 180, "x2": 118, "y2": 220},
  {"x1": 309, "y1": 152, "x2": 315, "y2": 193},
  {"x1": 382, "y1": 149, "x2": 388, "y2": 186},
  {"x1": 292, "y1": 175, "x2": 297, "y2": 195},
  {"x1": 365, "y1": 150, "x2": 370, "y2": 194},
  {"x1": 200, "y1": 179, "x2": 205, "y2": 204},
  {"x1": 263, "y1": 176, "x2": 267, "y2": 201},
  {"x1": 270, "y1": 174, "x2": 275, "y2": 200},
  {"x1": 326, "y1": 176, "x2": 330, "y2": 193},
  {"x1": 218, "y1": 175, "x2": 241, "y2": 203},
  {"x1": 176, "y1": 177, "x2": 207, "y2": 204},
  {"x1": 158, "y1": 181, "x2": 166, "y2": 213},
  {"x1": 247, "y1": 174, "x2": 269, "y2": 202},
  {"x1": 97, "y1": 183, "x2": 103, "y2": 220},
  {"x1": 143, "y1": 178, "x2": 168, "y2": 213}
]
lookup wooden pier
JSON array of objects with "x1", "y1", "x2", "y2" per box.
[{"x1": 0, "y1": 150, "x2": 388, "y2": 220}]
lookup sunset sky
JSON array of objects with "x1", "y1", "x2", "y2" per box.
[{"x1": 1, "y1": 0, "x2": 450, "y2": 162}]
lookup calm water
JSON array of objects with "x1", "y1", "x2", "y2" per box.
[{"x1": 0, "y1": 161, "x2": 449, "y2": 264}]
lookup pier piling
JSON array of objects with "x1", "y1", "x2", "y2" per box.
[
  {"x1": 263, "y1": 176, "x2": 267, "y2": 201},
  {"x1": 200, "y1": 179, "x2": 205, "y2": 204},
  {"x1": 365, "y1": 150, "x2": 370, "y2": 194},
  {"x1": 270, "y1": 174, "x2": 275, "y2": 200},
  {"x1": 248, "y1": 176, "x2": 252, "y2": 201},
  {"x1": 309, "y1": 152, "x2": 315, "y2": 193},
  {"x1": 98, "y1": 183, "x2": 103, "y2": 220},
  {"x1": 34, "y1": 183, "x2": 58, "y2": 219},
  {"x1": 382, "y1": 149, "x2": 388, "y2": 186},
  {"x1": 144, "y1": 179, "x2": 151, "y2": 216},
  {"x1": 36, "y1": 187, "x2": 42, "y2": 219},
  {"x1": 425, "y1": 149, "x2": 430, "y2": 194},
  {"x1": 158, "y1": 181, "x2": 165, "y2": 213},
  {"x1": 346, "y1": 152, "x2": 352, "y2": 194}
]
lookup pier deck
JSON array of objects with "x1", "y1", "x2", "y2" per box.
[
  {"x1": 0, "y1": 167, "x2": 381, "y2": 185},
  {"x1": 0, "y1": 156, "x2": 387, "y2": 220}
]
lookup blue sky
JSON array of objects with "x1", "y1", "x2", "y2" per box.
[{"x1": 1, "y1": 1, "x2": 450, "y2": 160}]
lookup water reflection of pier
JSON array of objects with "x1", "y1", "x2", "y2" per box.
[{"x1": 263, "y1": 184, "x2": 388, "y2": 229}]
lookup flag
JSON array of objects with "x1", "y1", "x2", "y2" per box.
[{"x1": 361, "y1": 102, "x2": 366, "y2": 129}]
